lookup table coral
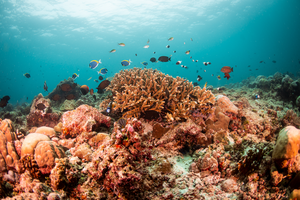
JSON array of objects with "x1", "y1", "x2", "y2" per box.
[
  {"x1": 0, "y1": 119, "x2": 19, "y2": 172},
  {"x1": 61, "y1": 104, "x2": 111, "y2": 138},
  {"x1": 103, "y1": 68, "x2": 215, "y2": 121}
]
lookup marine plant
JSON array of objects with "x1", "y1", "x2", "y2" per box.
[{"x1": 102, "y1": 68, "x2": 215, "y2": 121}]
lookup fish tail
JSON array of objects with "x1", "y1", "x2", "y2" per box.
[
  {"x1": 169, "y1": 57, "x2": 171, "y2": 61},
  {"x1": 231, "y1": 67, "x2": 233, "y2": 72}
]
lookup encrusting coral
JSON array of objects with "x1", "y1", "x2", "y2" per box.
[{"x1": 101, "y1": 68, "x2": 215, "y2": 121}]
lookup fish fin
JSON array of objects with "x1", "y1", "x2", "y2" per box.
[
  {"x1": 99, "y1": 59, "x2": 102, "y2": 64},
  {"x1": 231, "y1": 67, "x2": 233, "y2": 72},
  {"x1": 169, "y1": 57, "x2": 171, "y2": 61}
]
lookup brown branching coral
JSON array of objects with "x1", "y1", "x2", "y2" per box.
[{"x1": 102, "y1": 68, "x2": 215, "y2": 121}]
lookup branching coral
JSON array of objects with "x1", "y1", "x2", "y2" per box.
[{"x1": 102, "y1": 68, "x2": 215, "y2": 121}]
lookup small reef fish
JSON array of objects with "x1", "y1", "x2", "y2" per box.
[
  {"x1": 121, "y1": 60, "x2": 131, "y2": 66},
  {"x1": 272, "y1": 60, "x2": 276, "y2": 63},
  {"x1": 153, "y1": 52, "x2": 156, "y2": 54},
  {"x1": 99, "y1": 75, "x2": 103, "y2": 80},
  {"x1": 94, "y1": 79, "x2": 99, "y2": 83},
  {"x1": 147, "y1": 39, "x2": 150, "y2": 44},
  {"x1": 166, "y1": 45, "x2": 170, "y2": 48},
  {"x1": 89, "y1": 60, "x2": 102, "y2": 69},
  {"x1": 217, "y1": 75, "x2": 221, "y2": 80},
  {"x1": 181, "y1": 65, "x2": 188, "y2": 69},
  {"x1": 191, "y1": 38, "x2": 193, "y2": 41},
  {"x1": 44, "y1": 81, "x2": 48, "y2": 92},
  {"x1": 90, "y1": 89, "x2": 94, "y2": 95},
  {"x1": 259, "y1": 61, "x2": 265, "y2": 63},
  {"x1": 221, "y1": 66, "x2": 233, "y2": 80},
  {"x1": 141, "y1": 61, "x2": 148, "y2": 66},
  {"x1": 204, "y1": 82, "x2": 207, "y2": 88},
  {"x1": 72, "y1": 73, "x2": 79, "y2": 80},
  {"x1": 118, "y1": 43, "x2": 125, "y2": 46},
  {"x1": 24, "y1": 73, "x2": 31, "y2": 78},
  {"x1": 197, "y1": 75, "x2": 202, "y2": 81},
  {"x1": 158, "y1": 56, "x2": 171, "y2": 62},
  {"x1": 135, "y1": 54, "x2": 137, "y2": 56},
  {"x1": 168, "y1": 37, "x2": 174, "y2": 41},
  {"x1": 195, "y1": 60, "x2": 198, "y2": 62},
  {"x1": 176, "y1": 61, "x2": 182, "y2": 65},
  {"x1": 143, "y1": 45, "x2": 149, "y2": 48},
  {"x1": 117, "y1": 118, "x2": 127, "y2": 128},
  {"x1": 98, "y1": 68, "x2": 108, "y2": 75},
  {"x1": 0, "y1": 95, "x2": 10, "y2": 108},
  {"x1": 150, "y1": 57, "x2": 156, "y2": 63},
  {"x1": 87, "y1": 77, "x2": 92, "y2": 80},
  {"x1": 173, "y1": 51, "x2": 176, "y2": 53},
  {"x1": 185, "y1": 50, "x2": 190, "y2": 55},
  {"x1": 203, "y1": 62, "x2": 211, "y2": 66},
  {"x1": 109, "y1": 49, "x2": 116, "y2": 53},
  {"x1": 106, "y1": 102, "x2": 114, "y2": 113}
]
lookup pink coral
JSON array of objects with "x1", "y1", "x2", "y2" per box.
[
  {"x1": 216, "y1": 95, "x2": 238, "y2": 115},
  {"x1": 61, "y1": 104, "x2": 111, "y2": 138}
]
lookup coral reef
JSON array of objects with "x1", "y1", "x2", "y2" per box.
[
  {"x1": 26, "y1": 93, "x2": 61, "y2": 128},
  {"x1": 102, "y1": 68, "x2": 215, "y2": 121},
  {"x1": 0, "y1": 119, "x2": 19, "y2": 172}
]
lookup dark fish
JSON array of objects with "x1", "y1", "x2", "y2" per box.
[
  {"x1": 158, "y1": 56, "x2": 171, "y2": 62},
  {"x1": 135, "y1": 54, "x2": 137, "y2": 56},
  {"x1": 150, "y1": 57, "x2": 156, "y2": 63},
  {"x1": 36, "y1": 103, "x2": 46, "y2": 110},
  {"x1": 27, "y1": 97, "x2": 28, "y2": 100},
  {"x1": 193, "y1": 82, "x2": 199, "y2": 86},
  {"x1": 166, "y1": 45, "x2": 170, "y2": 48},
  {"x1": 255, "y1": 68, "x2": 258, "y2": 70},
  {"x1": 197, "y1": 75, "x2": 202, "y2": 81},
  {"x1": 272, "y1": 60, "x2": 276, "y2": 63},
  {"x1": 196, "y1": 70, "x2": 199, "y2": 73},
  {"x1": 93, "y1": 95, "x2": 96, "y2": 101},
  {"x1": 173, "y1": 51, "x2": 176, "y2": 53},
  {"x1": 99, "y1": 76, "x2": 103, "y2": 80},
  {"x1": 248, "y1": 65, "x2": 250, "y2": 67},
  {"x1": 0, "y1": 96, "x2": 10, "y2": 108},
  {"x1": 153, "y1": 52, "x2": 156, "y2": 54},
  {"x1": 259, "y1": 61, "x2": 264, "y2": 63},
  {"x1": 44, "y1": 81, "x2": 48, "y2": 92},
  {"x1": 94, "y1": 79, "x2": 99, "y2": 83},
  {"x1": 24, "y1": 73, "x2": 30, "y2": 78}
]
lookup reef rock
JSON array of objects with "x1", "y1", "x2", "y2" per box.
[
  {"x1": 59, "y1": 99, "x2": 76, "y2": 111},
  {"x1": 61, "y1": 104, "x2": 111, "y2": 138},
  {"x1": 272, "y1": 126, "x2": 300, "y2": 169},
  {"x1": 215, "y1": 95, "x2": 238, "y2": 115},
  {"x1": 26, "y1": 93, "x2": 61, "y2": 128},
  {"x1": 46, "y1": 78, "x2": 82, "y2": 104},
  {"x1": 0, "y1": 119, "x2": 19, "y2": 172}
]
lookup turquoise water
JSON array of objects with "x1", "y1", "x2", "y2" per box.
[{"x1": 0, "y1": 0, "x2": 299, "y2": 105}]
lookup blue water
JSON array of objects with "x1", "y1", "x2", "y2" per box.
[{"x1": 0, "y1": 0, "x2": 300, "y2": 105}]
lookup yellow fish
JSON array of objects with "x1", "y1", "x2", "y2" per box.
[
  {"x1": 87, "y1": 77, "x2": 92, "y2": 80},
  {"x1": 204, "y1": 82, "x2": 207, "y2": 88}
]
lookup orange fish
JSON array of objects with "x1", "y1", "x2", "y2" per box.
[
  {"x1": 90, "y1": 89, "x2": 94, "y2": 95},
  {"x1": 221, "y1": 66, "x2": 233, "y2": 80}
]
